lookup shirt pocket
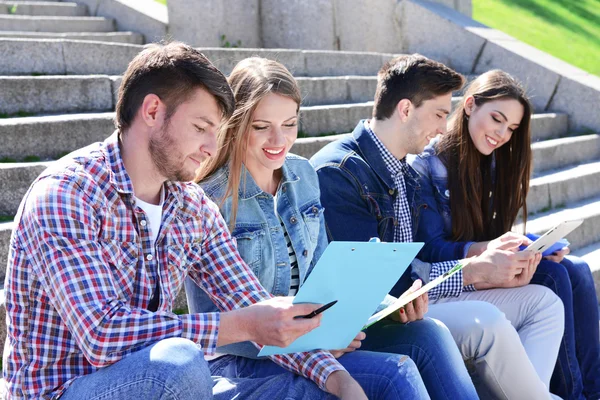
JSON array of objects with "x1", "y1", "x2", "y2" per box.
[
  {"x1": 431, "y1": 178, "x2": 453, "y2": 233},
  {"x1": 165, "y1": 242, "x2": 197, "y2": 306},
  {"x1": 101, "y1": 240, "x2": 139, "y2": 300},
  {"x1": 231, "y1": 227, "x2": 265, "y2": 276},
  {"x1": 300, "y1": 204, "x2": 324, "y2": 245}
]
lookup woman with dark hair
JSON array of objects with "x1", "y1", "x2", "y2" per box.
[
  {"x1": 185, "y1": 56, "x2": 481, "y2": 399},
  {"x1": 409, "y1": 69, "x2": 600, "y2": 400}
]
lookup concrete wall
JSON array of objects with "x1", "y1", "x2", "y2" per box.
[{"x1": 167, "y1": 0, "x2": 471, "y2": 51}]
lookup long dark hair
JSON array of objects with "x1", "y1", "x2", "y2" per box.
[{"x1": 438, "y1": 70, "x2": 532, "y2": 241}]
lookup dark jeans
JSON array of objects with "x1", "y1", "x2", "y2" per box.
[{"x1": 531, "y1": 256, "x2": 600, "y2": 400}]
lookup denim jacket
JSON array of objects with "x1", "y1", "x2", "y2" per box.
[
  {"x1": 185, "y1": 154, "x2": 327, "y2": 358},
  {"x1": 407, "y1": 137, "x2": 475, "y2": 262},
  {"x1": 310, "y1": 120, "x2": 431, "y2": 296}
]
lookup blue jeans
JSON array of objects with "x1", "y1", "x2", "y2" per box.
[
  {"x1": 531, "y1": 256, "x2": 600, "y2": 400},
  {"x1": 361, "y1": 318, "x2": 479, "y2": 400},
  {"x1": 210, "y1": 350, "x2": 430, "y2": 399},
  {"x1": 60, "y1": 337, "x2": 212, "y2": 400}
]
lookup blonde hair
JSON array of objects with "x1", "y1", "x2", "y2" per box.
[{"x1": 195, "y1": 57, "x2": 301, "y2": 230}]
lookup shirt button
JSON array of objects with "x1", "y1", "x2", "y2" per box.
[
  {"x1": 303, "y1": 250, "x2": 308, "y2": 257},
  {"x1": 290, "y1": 216, "x2": 298, "y2": 224},
  {"x1": 388, "y1": 189, "x2": 395, "y2": 195},
  {"x1": 312, "y1": 206, "x2": 319, "y2": 214},
  {"x1": 140, "y1": 220, "x2": 147, "y2": 227},
  {"x1": 445, "y1": 190, "x2": 450, "y2": 197},
  {"x1": 146, "y1": 254, "x2": 153, "y2": 261},
  {"x1": 282, "y1": 186, "x2": 287, "y2": 192}
]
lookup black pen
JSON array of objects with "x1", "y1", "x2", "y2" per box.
[{"x1": 294, "y1": 300, "x2": 338, "y2": 319}]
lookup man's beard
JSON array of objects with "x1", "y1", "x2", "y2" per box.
[{"x1": 148, "y1": 125, "x2": 193, "y2": 182}]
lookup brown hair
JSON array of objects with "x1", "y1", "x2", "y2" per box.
[
  {"x1": 116, "y1": 41, "x2": 235, "y2": 132},
  {"x1": 438, "y1": 69, "x2": 533, "y2": 241},
  {"x1": 373, "y1": 54, "x2": 464, "y2": 120},
  {"x1": 195, "y1": 57, "x2": 301, "y2": 230}
]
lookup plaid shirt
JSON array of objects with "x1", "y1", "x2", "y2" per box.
[
  {"x1": 4, "y1": 132, "x2": 343, "y2": 399},
  {"x1": 366, "y1": 123, "x2": 473, "y2": 299}
]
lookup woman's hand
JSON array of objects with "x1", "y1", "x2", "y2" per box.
[
  {"x1": 544, "y1": 247, "x2": 570, "y2": 263},
  {"x1": 487, "y1": 231, "x2": 531, "y2": 252},
  {"x1": 389, "y1": 279, "x2": 428, "y2": 324}
]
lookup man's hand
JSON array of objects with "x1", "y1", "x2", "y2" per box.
[
  {"x1": 330, "y1": 332, "x2": 366, "y2": 358},
  {"x1": 544, "y1": 247, "x2": 570, "y2": 263},
  {"x1": 499, "y1": 251, "x2": 541, "y2": 287},
  {"x1": 325, "y1": 370, "x2": 367, "y2": 399},
  {"x1": 218, "y1": 297, "x2": 323, "y2": 348},
  {"x1": 466, "y1": 248, "x2": 539, "y2": 288},
  {"x1": 389, "y1": 279, "x2": 428, "y2": 324}
]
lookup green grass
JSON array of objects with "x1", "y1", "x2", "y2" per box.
[
  {"x1": 0, "y1": 111, "x2": 35, "y2": 119},
  {"x1": 473, "y1": 0, "x2": 600, "y2": 76},
  {"x1": 154, "y1": 0, "x2": 166, "y2": 4},
  {"x1": 0, "y1": 215, "x2": 14, "y2": 223}
]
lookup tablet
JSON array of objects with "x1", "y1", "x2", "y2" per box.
[{"x1": 525, "y1": 219, "x2": 583, "y2": 253}]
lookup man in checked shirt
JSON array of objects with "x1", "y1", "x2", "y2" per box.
[{"x1": 3, "y1": 42, "x2": 384, "y2": 399}]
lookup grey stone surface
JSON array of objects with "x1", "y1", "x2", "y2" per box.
[
  {"x1": 0, "y1": 76, "x2": 114, "y2": 114},
  {"x1": 527, "y1": 161, "x2": 600, "y2": 215},
  {"x1": 304, "y1": 50, "x2": 389, "y2": 77},
  {"x1": 261, "y1": 0, "x2": 335, "y2": 50},
  {"x1": 332, "y1": 0, "x2": 402, "y2": 53},
  {"x1": 63, "y1": 40, "x2": 141, "y2": 75},
  {"x1": 0, "y1": 38, "x2": 64, "y2": 74},
  {"x1": 0, "y1": 30, "x2": 144, "y2": 44},
  {"x1": 531, "y1": 135, "x2": 600, "y2": 174},
  {"x1": 0, "y1": 112, "x2": 115, "y2": 161},
  {"x1": 549, "y1": 73, "x2": 600, "y2": 133},
  {"x1": 0, "y1": 162, "x2": 47, "y2": 215},
  {"x1": 95, "y1": 0, "x2": 167, "y2": 43},
  {"x1": 0, "y1": 223, "x2": 11, "y2": 281},
  {"x1": 0, "y1": 1, "x2": 88, "y2": 16},
  {"x1": 169, "y1": 0, "x2": 260, "y2": 48},
  {"x1": 0, "y1": 3, "x2": 7, "y2": 13},
  {"x1": 297, "y1": 76, "x2": 377, "y2": 106},
  {"x1": 401, "y1": 0, "x2": 486, "y2": 74},
  {"x1": 110, "y1": 75, "x2": 121, "y2": 107},
  {"x1": 431, "y1": 0, "x2": 472, "y2": 17},
  {"x1": 198, "y1": 47, "x2": 306, "y2": 77},
  {"x1": 299, "y1": 102, "x2": 373, "y2": 136},
  {"x1": 530, "y1": 113, "x2": 569, "y2": 142},
  {"x1": 290, "y1": 134, "x2": 349, "y2": 159},
  {"x1": 473, "y1": 38, "x2": 562, "y2": 112},
  {"x1": 0, "y1": 15, "x2": 114, "y2": 32}
]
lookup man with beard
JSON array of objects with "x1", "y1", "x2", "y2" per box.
[{"x1": 4, "y1": 42, "x2": 366, "y2": 400}]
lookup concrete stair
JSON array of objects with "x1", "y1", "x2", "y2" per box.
[{"x1": 0, "y1": 1, "x2": 87, "y2": 16}]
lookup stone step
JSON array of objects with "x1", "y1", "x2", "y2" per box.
[
  {"x1": 528, "y1": 160, "x2": 600, "y2": 215},
  {"x1": 0, "y1": 15, "x2": 115, "y2": 32},
  {"x1": 0, "y1": 30, "x2": 143, "y2": 44},
  {"x1": 0, "y1": 75, "x2": 379, "y2": 115},
  {"x1": 572, "y1": 241, "x2": 600, "y2": 301},
  {"x1": 531, "y1": 134, "x2": 600, "y2": 173},
  {"x1": 0, "y1": 1, "x2": 87, "y2": 16},
  {"x1": 0, "y1": 112, "x2": 115, "y2": 160},
  {"x1": 0, "y1": 39, "x2": 141, "y2": 75},
  {"x1": 0, "y1": 75, "x2": 116, "y2": 115},
  {"x1": 0, "y1": 107, "x2": 567, "y2": 161},
  {"x1": 0, "y1": 39, "x2": 401, "y2": 76}
]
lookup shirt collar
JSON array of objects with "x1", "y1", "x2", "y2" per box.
[
  {"x1": 364, "y1": 121, "x2": 409, "y2": 178},
  {"x1": 238, "y1": 159, "x2": 300, "y2": 199}
]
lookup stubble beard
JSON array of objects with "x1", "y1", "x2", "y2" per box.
[{"x1": 148, "y1": 125, "x2": 193, "y2": 182}]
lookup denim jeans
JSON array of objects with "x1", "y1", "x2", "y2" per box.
[
  {"x1": 361, "y1": 318, "x2": 479, "y2": 400},
  {"x1": 210, "y1": 350, "x2": 430, "y2": 399},
  {"x1": 531, "y1": 256, "x2": 600, "y2": 400},
  {"x1": 60, "y1": 337, "x2": 212, "y2": 400}
]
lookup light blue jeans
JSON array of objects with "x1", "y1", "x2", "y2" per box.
[{"x1": 60, "y1": 337, "x2": 431, "y2": 399}]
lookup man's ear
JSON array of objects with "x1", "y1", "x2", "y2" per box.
[
  {"x1": 396, "y1": 99, "x2": 412, "y2": 122},
  {"x1": 140, "y1": 94, "x2": 164, "y2": 128},
  {"x1": 464, "y1": 95, "x2": 475, "y2": 116}
]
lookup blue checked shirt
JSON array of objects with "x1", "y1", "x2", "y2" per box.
[
  {"x1": 4, "y1": 132, "x2": 343, "y2": 399},
  {"x1": 366, "y1": 123, "x2": 474, "y2": 299}
]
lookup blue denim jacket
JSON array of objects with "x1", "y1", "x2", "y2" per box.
[
  {"x1": 406, "y1": 137, "x2": 475, "y2": 262},
  {"x1": 185, "y1": 154, "x2": 327, "y2": 358},
  {"x1": 310, "y1": 120, "x2": 430, "y2": 296}
]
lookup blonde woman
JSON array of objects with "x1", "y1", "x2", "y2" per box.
[{"x1": 185, "y1": 57, "x2": 479, "y2": 400}]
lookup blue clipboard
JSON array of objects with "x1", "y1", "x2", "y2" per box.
[{"x1": 258, "y1": 240, "x2": 423, "y2": 357}]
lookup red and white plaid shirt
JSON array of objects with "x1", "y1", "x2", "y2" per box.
[{"x1": 4, "y1": 132, "x2": 343, "y2": 399}]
